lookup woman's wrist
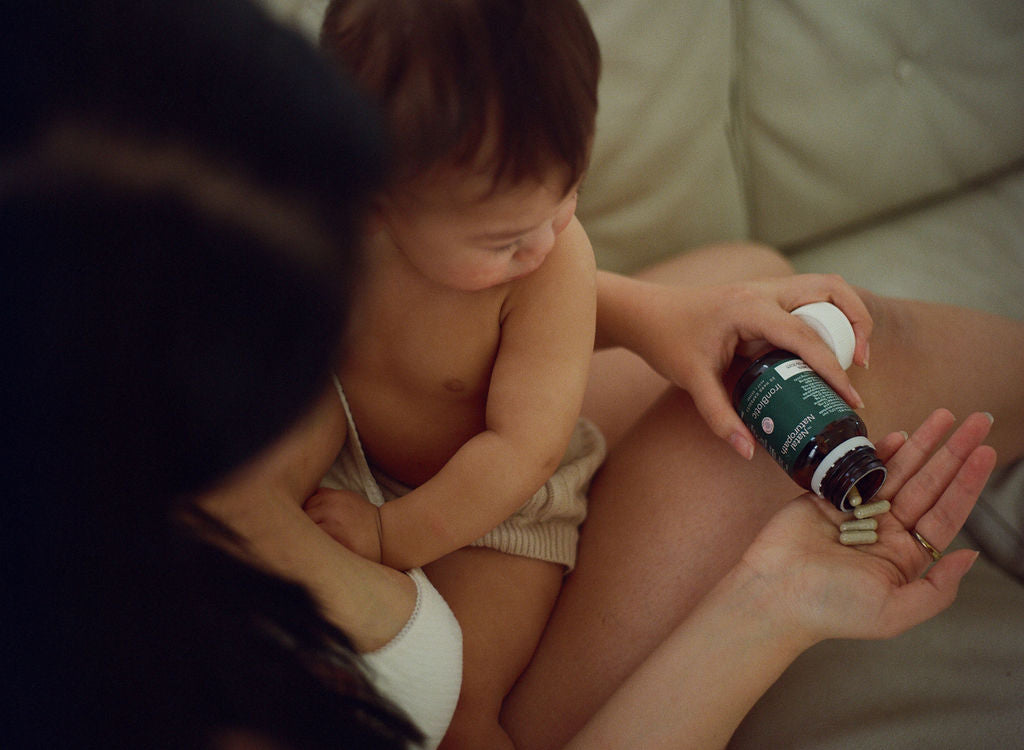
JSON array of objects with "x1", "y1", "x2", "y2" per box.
[{"x1": 718, "y1": 555, "x2": 822, "y2": 656}]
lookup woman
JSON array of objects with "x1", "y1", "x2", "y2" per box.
[{"x1": 6, "y1": 2, "x2": 1019, "y2": 749}]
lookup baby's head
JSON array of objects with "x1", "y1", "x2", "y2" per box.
[
  {"x1": 322, "y1": 0, "x2": 600, "y2": 290},
  {"x1": 321, "y1": 0, "x2": 600, "y2": 197}
]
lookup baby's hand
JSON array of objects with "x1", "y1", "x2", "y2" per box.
[{"x1": 303, "y1": 488, "x2": 382, "y2": 562}]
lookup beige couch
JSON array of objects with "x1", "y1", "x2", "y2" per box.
[{"x1": 263, "y1": 1, "x2": 1024, "y2": 746}]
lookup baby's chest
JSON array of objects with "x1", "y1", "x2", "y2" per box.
[
  {"x1": 341, "y1": 291, "x2": 505, "y2": 482},
  {"x1": 346, "y1": 285, "x2": 504, "y2": 400}
]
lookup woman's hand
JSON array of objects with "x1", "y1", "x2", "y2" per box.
[
  {"x1": 740, "y1": 409, "x2": 996, "y2": 645},
  {"x1": 303, "y1": 487, "x2": 382, "y2": 563},
  {"x1": 603, "y1": 272, "x2": 871, "y2": 460}
]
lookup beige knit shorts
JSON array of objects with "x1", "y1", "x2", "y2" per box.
[
  {"x1": 320, "y1": 379, "x2": 605, "y2": 572},
  {"x1": 373, "y1": 418, "x2": 605, "y2": 572}
]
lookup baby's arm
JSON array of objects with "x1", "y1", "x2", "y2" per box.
[{"x1": 379, "y1": 219, "x2": 597, "y2": 570}]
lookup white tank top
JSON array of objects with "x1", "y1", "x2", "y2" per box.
[{"x1": 323, "y1": 377, "x2": 462, "y2": 748}]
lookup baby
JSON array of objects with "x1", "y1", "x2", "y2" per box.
[{"x1": 305, "y1": 1, "x2": 604, "y2": 746}]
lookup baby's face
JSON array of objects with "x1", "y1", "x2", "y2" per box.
[{"x1": 381, "y1": 168, "x2": 580, "y2": 292}]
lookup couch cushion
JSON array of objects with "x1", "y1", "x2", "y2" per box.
[
  {"x1": 968, "y1": 461, "x2": 1024, "y2": 583},
  {"x1": 788, "y1": 168, "x2": 1024, "y2": 321},
  {"x1": 577, "y1": 0, "x2": 747, "y2": 272},
  {"x1": 738, "y1": 0, "x2": 1024, "y2": 248},
  {"x1": 257, "y1": 0, "x2": 324, "y2": 38}
]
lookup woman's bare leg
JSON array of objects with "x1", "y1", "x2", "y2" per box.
[
  {"x1": 847, "y1": 290, "x2": 1024, "y2": 460},
  {"x1": 504, "y1": 243, "x2": 797, "y2": 747},
  {"x1": 504, "y1": 384, "x2": 796, "y2": 749},
  {"x1": 503, "y1": 255, "x2": 1024, "y2": 749}
]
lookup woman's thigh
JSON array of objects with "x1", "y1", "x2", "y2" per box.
[
  {"x1": 505, "y1": 244, "x2": 798, "y2": 747},
  {"x1": 504, "y1": 384, "x2": 797, "y2": 748},
  {"x1": 842, "y1": 291, "x2": 1024, "y2": 463}
]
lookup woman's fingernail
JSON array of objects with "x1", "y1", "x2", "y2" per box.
[
  {"x1": 730, "y1": 432, "x2": 755, "y2": 461},
  {"x1": 862, "y1": 342, "x2": 870, "y2": 369},
  {"x1": 899, "y1": 430, "x2": 909, "y2": 441},
  {"x1": 982, "y1": 411, "x2": 994, "y2": 424},
  {"x1": 850, "y1": 386, "x2": 865, "y2": 409}
]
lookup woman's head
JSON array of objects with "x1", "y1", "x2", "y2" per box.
[
  {"x1": 4, "y1": 0, "x2": 387, "y2": 498},
  {"x1": 3, "y1": 0, "x2": 386, "y2": 229},
  {"x1": 321, "y1": 0, "x2": 601, "y2": 196},
  {"x1": 4, "y1": 132, "x2": 349, "y2": 498},
  {"x1": 4, "y1": 2, "x2": 419, "y2": 747}
]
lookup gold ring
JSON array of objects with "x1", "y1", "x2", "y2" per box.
[{"x1": 912, "y1": 529, "x2": 943, "y2": 562}]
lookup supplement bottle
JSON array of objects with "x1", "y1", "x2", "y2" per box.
[{"x1": 731, "y1": 302, "x2": 886, "y2": 512}]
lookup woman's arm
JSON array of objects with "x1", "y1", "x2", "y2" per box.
[
  {"x1": 565, "y1": 557, "x2": 810, "y2": 750},
  {"x1": 567, "y1": 410, "x2": 994, "y2": 749},
  {"x1": 199, "y1": 386, "x2": 417, "y2": 652}
]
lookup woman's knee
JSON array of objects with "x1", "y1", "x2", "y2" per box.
[
  {"x1": 704, "y1": 241, "x2": 795, "y2": 278},
  {"x1": 634, "y1": 241, "x2": 794, "y2": 286}
]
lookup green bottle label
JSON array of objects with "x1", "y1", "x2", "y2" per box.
[{"x1": 737, "y1": 357, "x2": 856, "y2": 473}]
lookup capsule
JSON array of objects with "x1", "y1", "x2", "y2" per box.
[
  {"x1": 846, "y1": 486, "x2": 863, "y2": 507},
  {"x1": 853, "y1": 499, "x2": 891, "y2": 519},
  {"x1": 840, "y1": 530, "x2": 878, "y2": 546},
  {"x1": 840, "y1": 518, "x2": 878, "y2": 532}
]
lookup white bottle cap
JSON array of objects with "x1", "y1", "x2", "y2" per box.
[{"x1": 791, "y1": 302, "x2": 856, "y2": 370}]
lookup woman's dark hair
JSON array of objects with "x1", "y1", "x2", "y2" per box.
[
  {"x1": 2, "y1": 1, "x2": 420, "y2": 747},
  {"x1": 3, "y1": 0, "x2": 385, "y2": 225},
  {"x1": 4, "y1": 175, "x2": 421, "y2": 749},
  {"x1": 321, "y1": 0, "x2": 601, "y2": 193}
]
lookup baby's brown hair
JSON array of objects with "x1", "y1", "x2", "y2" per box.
[{"x1": 321, "y1": 0, "x2": 600, "y2": 194}]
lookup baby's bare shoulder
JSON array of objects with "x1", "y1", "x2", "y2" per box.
[{"x1": 504, "y1": 217, "x2": 596, "y2": 318}]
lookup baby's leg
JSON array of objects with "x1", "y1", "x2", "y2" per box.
[{"x1": 424, "y1": 547, "x2": 562, "y2": 749}]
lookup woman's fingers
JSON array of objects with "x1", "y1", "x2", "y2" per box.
[
  {"x1": 688, "y1": 369, "x2": 756, "y2": 460},
  {"x1": 869, "y1": 411, "x2": 997, "y2": 570},
  {"x1": 888, "y1": 411, "x2": 994, "y2": 530},
  {"x1": 767, "y1": 273, "x2": 874, "y2": 369},
  {"x1": 907, "y1": 443, "x2": 996, "y2": 562},
  {"x1": 737, "y1": 282, "x2": 866, "y2": 409},
  {"x1": 875, "y1": 409, "x2": 957, "y2": 502},
  {"x1": 873, "y1": 430, "x2": 908, "y2": 463}
]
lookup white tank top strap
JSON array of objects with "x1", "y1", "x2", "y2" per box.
[
  {"x1": 322, "y1": 375, "x2": 386, "y2": 507},
  {"x1": 324, "y1": 377, "x2": 463, "y2": 748}
]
